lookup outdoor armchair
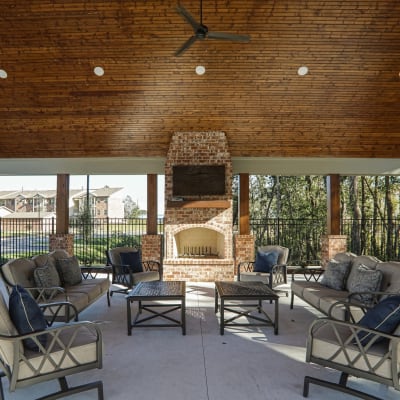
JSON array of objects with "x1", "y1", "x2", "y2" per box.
[
  {"x1": 304, "y1": 298, "x2": 400, "y2": 400},
  {"x1": 0, "y1": 289, "x2": 104, "y2": 399},
  {"x1": 106, "y1": 246, "x2": 162, "y2": 296},
  {"x1": 237, "y1": 245, "x2": 289, "y2": 292}
]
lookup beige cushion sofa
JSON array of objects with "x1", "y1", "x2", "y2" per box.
[
  {"x1": 291, "y1": 252, "x2": 400, "y2": 321},
  {"x1": 0, "y1": 249, "x2": 110, "y2": 321}
]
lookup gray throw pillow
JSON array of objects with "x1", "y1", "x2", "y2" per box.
[
  {"x1": 33, "y1": 263, "x2": 61, "y2": 297},
  {"x1": 348, "y1": 264, "x2": 383, "y2": 304},
  {"x1": 56, "y1": 256, "x2": 82, "y2": 286},
  {"x1": 321, "y1": 259, "x2": 351, "y2": 291}
]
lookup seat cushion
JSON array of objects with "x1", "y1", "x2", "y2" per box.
[
  {"x1": 131, "y1": 271, "x2": 160, "y2": 285},
  {"x1": 9, "y1": 285, "x2": 47, "y2": 351}
]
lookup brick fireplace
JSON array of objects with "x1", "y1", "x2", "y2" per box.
[{"x1": 163, "y1": 131, "x2": 235, "y2": 281}]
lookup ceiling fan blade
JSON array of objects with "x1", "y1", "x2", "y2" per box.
[
  {"x1": 176, "y1": 5, "x2": 200, "y2": 32},
  {"x1": 175, "y1": 35, "x2": 198, "y2": 57},
  {"x1": 207, "y1": 31, "x2": 251, "y2": 42}
]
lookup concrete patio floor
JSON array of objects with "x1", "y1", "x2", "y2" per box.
[{"x1": 2, "y1": 280, "x2": 399, "y2": 400}]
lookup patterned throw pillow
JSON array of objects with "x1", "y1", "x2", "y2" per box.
[
  {"x1": 56, "y1": 256, "x2": 82, "y2": 286},
  {"x1": 348, "y1": 264, "x2": 383, "y2": 304},
  {"x1": 33, "y1": 263, "x2": 61, "y2": 297},
  {"x1": 321, "y1": 259, "x2": 351, "y2": 290}
]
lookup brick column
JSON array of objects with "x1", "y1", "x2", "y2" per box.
[
  {"x1": 141, "y1": 234, "x2": 162, "y2": 263},
  {"x1": 320, "y1": 235, "x2": 347, "y2": 268},
  {"x1": 49, "y1": 233, "x2": 74, "y2": 255},
  {"x1": 234, "y1": 234, "x2": 255, "y2": 274}
]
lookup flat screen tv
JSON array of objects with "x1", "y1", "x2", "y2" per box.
[{"x1": 172, "y1": 165, "x2": 226, "y2": 197}]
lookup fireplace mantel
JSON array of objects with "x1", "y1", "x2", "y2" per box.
[{"x1": 166, "y1": 200, "x2": 230, "y2": 209}]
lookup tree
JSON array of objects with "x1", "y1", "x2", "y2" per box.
[{"x1": 123, "y1": 195, "x2": 144, "y2": 218}]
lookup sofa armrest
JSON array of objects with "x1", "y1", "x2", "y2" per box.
[
  {"x1": 80, "y1": 265, "x2": 111, "y2": 280},
  {"x1": 24, "y1": 286, "x2": 67, "y2": 303},
  {"x1": 39, "y1": 301, "x2": 79, "y2": 325}
]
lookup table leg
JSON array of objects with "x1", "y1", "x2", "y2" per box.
[
  {"x1": 220, "y1": 298, "x2": 225, "y2": 335},
  {"x1": 127, "y1": 298, "x2": 132, "y2": 336},
  {"x1": 214, "y1": 287, "x2": 218, "y2": 313},
  {"x1": 182, "y1": 297, "x2": 186, "y2": 335},
  {"x1": 274, "y1": 297, "x2": 279, "y2": 335}
]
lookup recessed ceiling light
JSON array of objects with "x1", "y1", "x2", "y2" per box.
[
  {"x1": 94, "y1": 66, "x2": 105, "y2": 76},
  {"x1": 297, "y1": 66, "x2": 309, "y2": 76},
  {"x1": 195, "y1": 65, "x2": 206, "y2": 75},
  {"x1": 0, "y1": 69, "x2": 8, "y2": 79}
]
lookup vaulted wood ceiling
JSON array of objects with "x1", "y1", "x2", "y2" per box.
[{"x1": 0, "y1": 1, "x2": 399, "y2": 164}]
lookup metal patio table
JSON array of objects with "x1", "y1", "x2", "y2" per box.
[
  {"x1": 215, "y1": 281, "x2": 279, "y2": 335},
  {"x1": 126, "y1": 281, "x2": 186, "y2": 336}
]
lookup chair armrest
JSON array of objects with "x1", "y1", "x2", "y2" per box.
[
  {"x1": 237, "y1": 261, "x2": 255, "y2": 280},
  {"x1": 307, "y1": 317, "x2": 400, "y2": 365},
  {"x1": 142, "y1": 260, "x2": 162, "y2": 278},
  {"x1": 328, "y1": 299, "x2": 373, "y2": 322},
  {"x1": 0, "y1": 321, "x2": 102, "y2": 378}
]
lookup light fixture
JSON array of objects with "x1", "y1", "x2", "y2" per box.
[
  {"x1": 297, "y1": 66, "x2": 309, "y2": 76},
  {"x1": 195, "y1": 65, "x2": 206, "y2": 75},
  {"x1": 94, "y1": 66, "x2": 105, "y2": 76},
  {"x1": 0, "y1": 69, "x2": 8, "y2": 79}
]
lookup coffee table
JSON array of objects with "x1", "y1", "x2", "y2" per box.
[
  {"x1": 126, "y1": 281, "x2": 186, "y2": 336},
  {"x1": 215, "y1": 281, "x2": 279, "y2": 335}
]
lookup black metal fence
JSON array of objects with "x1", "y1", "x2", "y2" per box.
[
  {"x1": 0, "y1": 217, "x2": 164, "y2": 265},
  {"x1": 1, "y1": 216, "x2": 400, "y2": 265}
]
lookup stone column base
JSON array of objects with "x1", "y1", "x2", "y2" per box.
[
  {"x1": 141, "y1": 234, "x2": 162, "y2": 263},
  {"x1": 234, "y1": 234, "x2": 255, "y2": 275},
  {"x1": 320, "y1": 235, "x2": 347, "y2": 268},
  {"x1": 49, "y1": 234, "x2": 74, "y2": 255}
]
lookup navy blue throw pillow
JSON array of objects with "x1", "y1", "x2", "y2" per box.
[
  {"x1": 120, "y1": 251, "x2": 143, "y2": 273},
  {"x1": 9, "y1": 285, "x2": 47, "y2": 352},
  {"x1": 254, "y1": 251, "x2": 279, "y2": 273},
  {"x1": 357, "y1": 295, "x2": 400, "y2": 345}
]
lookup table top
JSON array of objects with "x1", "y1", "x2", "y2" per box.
[
  {"x1": 127, "y1": 281, "x2": 186, "y2": 299},
  {"x1": 215, "y1": 281, "x2": 278, "y2": 299}
]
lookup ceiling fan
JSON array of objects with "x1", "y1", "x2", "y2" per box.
[{"x1": 175, "y1": 0, "x2": 251, "y2": 56}]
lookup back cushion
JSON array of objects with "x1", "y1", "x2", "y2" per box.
[
  {"x1": 258, "y1": 246, "x2": 289, "y2": 265},
  {"x1": 1, "y1": 258, "x2": 36, "y2": 288},
  {"x1": 109, "y1": 247, "x2": 139, "y2": 265},
  {"x1": 345, "y1": 255, "x2": 380, "y2": 291}
]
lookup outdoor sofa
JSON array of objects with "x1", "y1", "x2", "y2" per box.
[
  {"x1": 291, "y1": 251, "x2": 400, "y2": 321},
  {"x1": 0, "y1": 249, "x2": 110, "y2": 322}
]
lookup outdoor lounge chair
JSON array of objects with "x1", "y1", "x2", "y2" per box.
[
  {"x1": 106, "y1": 246, "x2": 162, "y2": 296},
  {"x1": 237, "y1": 245, "x2": 289, "y2": 292},
  {"x1": 0, "y1": 287, "x2": 104, "y2": 399}
]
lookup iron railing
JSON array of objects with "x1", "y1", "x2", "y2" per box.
[
  {"x1": 1, "y1": 216, "x2": 400, "y2": 265},
  {"x1": 0, "y1": 217, "x2": 164, "y2": 265}
]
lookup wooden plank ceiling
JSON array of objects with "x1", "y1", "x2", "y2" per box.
[{"x1": 0, "y1": 0, "x2": 399, "y2": 159}]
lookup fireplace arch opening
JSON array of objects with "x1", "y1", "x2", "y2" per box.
[{"x1": 173, "y1": 227, "x2": 225, "y2": 259}]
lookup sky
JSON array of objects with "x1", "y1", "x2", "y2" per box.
[{"x1": 0, "y1": 175, "x2": 165, "y2": 214}]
